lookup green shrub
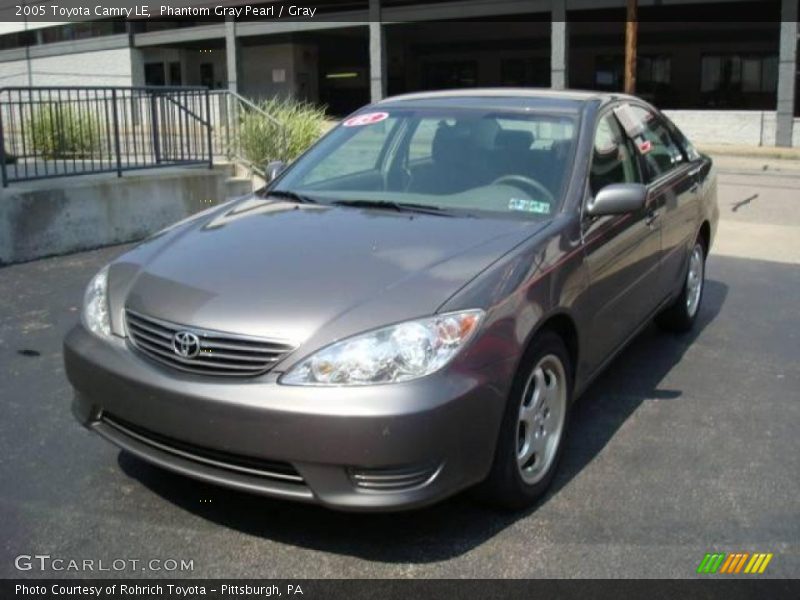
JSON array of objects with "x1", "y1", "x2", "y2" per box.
[
  {"x1": 26, "y1": 104, "x2": 103, "y2": 159},
  {"x1": 238, "y1": 97, "x2": 327, "y2": 167}
]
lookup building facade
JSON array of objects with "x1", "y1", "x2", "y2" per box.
[{"x1": 0, "y1": 0, "x2": 797, "y2": 145}]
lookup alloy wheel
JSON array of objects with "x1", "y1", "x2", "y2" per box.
[
  {"x1": 686, "y1": 244, "x2": 704, "y2": 318},
  {"x1": 516, "y1": 354, "x2": 567, "y2": 485}
]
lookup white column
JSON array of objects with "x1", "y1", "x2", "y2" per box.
[
  {"x1": 369, "y1": 0, "x2": 387, "y2": 103},
  {"x1": 551, "y1": 0, "x2": 568, "y2": 89},
  {"x1": 776, "y1": 0, "x2": 798, "y2": 147},
  {"x1": 225, "y1": 17, "x2": 240, "y2": 94}
]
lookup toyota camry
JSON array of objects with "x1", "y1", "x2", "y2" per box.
[{"x1": 64, "y1": 89, "x2": 718, "y2": 511}]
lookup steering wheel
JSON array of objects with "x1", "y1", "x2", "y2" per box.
[{"x1": 492, "y1": 175, "x2": 555, "y2": 205}]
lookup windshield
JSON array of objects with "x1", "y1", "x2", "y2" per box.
[{"x1": 273, "y1": 108, "x2": 578, "y2": 219}]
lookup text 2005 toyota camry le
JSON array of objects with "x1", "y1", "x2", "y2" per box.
[{"x1": 64, "y1": 90, "x2": 718, "y2": 511}]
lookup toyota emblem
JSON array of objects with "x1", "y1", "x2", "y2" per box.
[{"x1": 172, "y1": 331, "x2": 201, "y2": 359}]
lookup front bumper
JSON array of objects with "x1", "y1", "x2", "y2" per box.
[{"x1": 64, "y1": 325, "x2": 515, "y2": 511}]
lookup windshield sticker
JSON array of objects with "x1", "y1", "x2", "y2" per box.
[
  {"x1": 637, "y1": 139, "x2": 653, "y2": 154},
  {"x1": 343, "y1": 112, "x2": 390, "y2": 127},
  {"x1": 509, "y1": 198, "x2": 550, "y2": 214}
]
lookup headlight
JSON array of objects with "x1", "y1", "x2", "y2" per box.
[
  {"x1": 81, "y1": 266, "x2": 111, "y2": 338},
  {"x1": 281, "y1": 310, "x2": 484, "y2": 386}
]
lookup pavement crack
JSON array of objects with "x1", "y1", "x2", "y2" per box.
[{"x1": 731, "y1": 194, "x2": 758, "y2": 212}]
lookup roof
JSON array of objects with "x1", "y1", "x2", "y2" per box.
[
  {"x1": 376, "y1": 88, "x2": 638, "y2": 111},
  {"x1": 381, "y1": 88, "x2": 599, "y2": 102}
]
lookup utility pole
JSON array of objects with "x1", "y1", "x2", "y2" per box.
[{"x1": 624, "y1": 0, "x2": 638, "y2": 95}]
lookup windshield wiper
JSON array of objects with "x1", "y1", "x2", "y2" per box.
[
  {"x1": 331, "y1": 199, "x2": 455, "y2": 217},
  {"x1": 264, "y1": 189, "x2": 318, "y2": 204}
]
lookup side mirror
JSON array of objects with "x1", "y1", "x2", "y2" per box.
[
  {"x1": 587, "y1": 183, "x2": 647, "y2": 217},
  {"x1": 265, "y1": 160, "x2": 287, "y2": 182}
]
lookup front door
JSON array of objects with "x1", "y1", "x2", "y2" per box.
[
  {"x1": 627, "y1": 105, "x2": 699, "y2": 302},
  {"x1": 581, "y1": 109, "x2": 662, "y2": 370}
]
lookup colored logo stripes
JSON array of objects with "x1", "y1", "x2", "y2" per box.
[{"x1": 697, "y1": 552, "x2": 773, "y2": 574}]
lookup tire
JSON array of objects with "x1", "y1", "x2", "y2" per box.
[
  {"x1": 656, "y1": 237, "x2": 706, "y2": 333},
  {"x1": 476, "y1": 331, "x2": 572, "y2": 510}
]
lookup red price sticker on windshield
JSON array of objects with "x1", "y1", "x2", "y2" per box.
[
  {"x1": 637, "y1": 139, "x2": 652, "y2": 154},
  {"x1": 343, "y1": 112, "x2": 389, "y2": 127}
]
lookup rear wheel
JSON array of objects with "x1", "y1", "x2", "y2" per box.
[
  {"x1": 656, "y1": 237, "x2": 706, "y2": 332},
  {"x1": 477, "y1": 331, "x2": 571, "y2": 510}
]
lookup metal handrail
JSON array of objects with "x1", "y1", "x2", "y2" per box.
[
  {"x1": 208, "y1": 90, "x2": 287, "y2": 179},
  {"x1": 162, "y1": 92, "x2": 212, "y2": 126},
  {"x1": 0, "y1": 85, "x2": 208, "y2": 91},
  {"x1": 0, "y1": 86, "x2": 288, "y2": 186},
  {"x1": 226, "y1": 91, "x2": 283, "y2": 128},
  {"x1": 0, "y1": 85, "x2": 214, "y2": 187}
]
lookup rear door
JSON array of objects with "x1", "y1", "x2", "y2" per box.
[{"x1": 581, "y1": 108, "x2": 661, "y2": 369}]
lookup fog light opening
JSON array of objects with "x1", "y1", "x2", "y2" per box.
[{"x1": 348, "y1": 462, "x2": 443, "y2": 492}]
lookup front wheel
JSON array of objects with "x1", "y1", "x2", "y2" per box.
[
  {"x1": 476, "y1": 331, "x2": 572, "y2": 510},
  {"x1": 656, "y1": 238, "x2": 706, "y2": 332}
]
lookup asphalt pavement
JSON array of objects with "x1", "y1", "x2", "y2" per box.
[{"x1": 0, "y1": 166, "x2": 798, "y2": 579}]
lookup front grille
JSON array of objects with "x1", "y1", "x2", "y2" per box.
[
  {"x1": 102, "y1": 413, "x2": 304, "y2": 484},
  {"x1": 125, "y1": 309, "x2": 295, "y2": 377}
]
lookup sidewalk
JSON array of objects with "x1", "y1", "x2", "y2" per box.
[
  {"x1": 699, "y1": 145, "x2": 800, "y2": 175},
  {"x1": 713, "y1": 168, "x2": 800, "y2": 266}
]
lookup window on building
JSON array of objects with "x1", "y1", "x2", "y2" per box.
[
  {"x1": 0, "y1": 30, "x2": 35, "y2": 51},
  {"x1": 134, "y1": 22, "x2": 202, "y2": 34},
  {"x1": 594, "y1": 56, "x2": 623, "y2": 90},
  {"x1": 589, "y1": 113, "x2": 640, "y2": 196},
  {"x1": 421, "y1": 61, "x2": 478, "y2": 90},
  {"x1": 40, "y1": 21, "x2": 126, "y2": 44},
  {"x1": 0, "y1": 21, "x2": 125, "y2": 51},
  {"x1": 144, "y1": 63, "x2": 166, "y2": 86},
  {"x1": 169, "y1": 62, "x2": 182, "y2": 86},
  {"x1": 500, "y1": 57, "x2": 550, "y2": 87},
  {"x1": 638, "y1": 55, "x2": 671, "y2": 86},
  {"x1": 594, "y1": 55, "x2": 672, "y2": 90},
  {"x1": 200, "y1": 63, "x2": 214, "y2": 89},
  {"x1": 700, "y1": 54, "x2": 778, "y2": 94}
]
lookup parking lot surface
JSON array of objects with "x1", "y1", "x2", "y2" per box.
[{"x1": 1, "y1": 167, "x2": 798, "y2": 578}]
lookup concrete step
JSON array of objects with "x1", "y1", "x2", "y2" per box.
[
  {"x1": 232, "y1": 162, "x2": 256, "y2": 179},
  {"x1": 224, "y1": 176, "x2": 254, "y2": 199}
]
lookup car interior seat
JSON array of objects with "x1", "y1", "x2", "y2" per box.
[
  {"x1": 490, "y1": 129, "x2": 536, "y2": 180},
  {"x1": 409, "y1": 119, "x2": 499, "y2": 195}
]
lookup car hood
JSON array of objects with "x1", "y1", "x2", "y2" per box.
[{"x1": 114, "y1": 197, "x2": 542, "y2": 352}]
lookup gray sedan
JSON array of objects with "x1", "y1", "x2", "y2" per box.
[{"x1": 64, "y1": 89, "x2": 718, "y2": 511}]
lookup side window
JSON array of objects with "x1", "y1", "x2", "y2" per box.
[
  {"x1": 629, "y1": 106, "x2": 685, "y2": 181},
  {"x1": 589, "y1": 113, "x2": 639, "y2": 196},
  {"x1": 664, "y1": 116, "x2": 701, "y2": 161}
]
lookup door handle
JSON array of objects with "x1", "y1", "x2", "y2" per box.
[{"x1": 645, "y1": 209, "x2": 661, "y2": 227}]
